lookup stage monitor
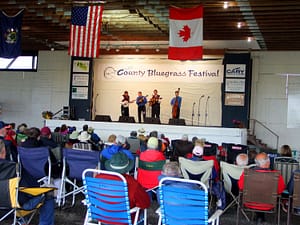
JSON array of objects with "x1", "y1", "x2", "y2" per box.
[
  {"x1": 118, "y1": 116, "x2": 135, "y2": 123},
  {"x1": 168, "y1": 118, "x2": 186, "y2": 126},
  {"x1": 94, "y1": 115, "x2": 112, "y2": 122},
  {"x1": 144, "y1": 117, "x2": 161, "y2": 124}
]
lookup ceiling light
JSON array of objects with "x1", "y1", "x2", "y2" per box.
[
  {"x1": 155, "y1": 45, "x2": 160, "y2": 52},
  {"x1": 115, "y1": 47, "x2": 120, "y2": 52},
  {"x1": 223, "y1": 2, "x2": 229, "y2": 9},
  {"x1": 135, "y1": 46, "x2": 139, "y2": 52},
  {"x1": 106, "y1": 44, "x2": 110, "y2": 51},
  {"x1": 247, "y1": 37, "x2": 252, "y2": 42},
  {"x1": 237, "y1": 22, "x2": 242, "y2": 29}
]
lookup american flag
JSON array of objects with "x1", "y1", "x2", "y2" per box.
[{"x1": 69, "y1": 6, "x2": 103, "y2": 58}]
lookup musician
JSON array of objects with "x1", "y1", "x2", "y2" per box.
[
  {"x1": 120, "y1": 91, "x2": 134, "y2": 116},
  {"x1": 170, "y1": 90, "x2": 182, "y2": 119},
  {"x1": 149, "y1": 89, "x2": 161, "y2": 118},
  {"x1": 136, "y1": 91, "x2": 147, "y2": 123}
]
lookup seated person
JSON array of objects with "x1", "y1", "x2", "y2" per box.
[
  {"x1": 87, "y1": 127, "x2": 103, "y2": 150},
  {"x1": 0, "y1": 139, "x2": 55, "y2": 225},
  {"x1": 127, "y1": 131, "x2": 140, "y2": 154},
  {"x1": 75, "y1": 131, "x2": 98, "y2": 150},
  {"x1": 101, "y1": 135, "x2": 133, "y2": 160},
  {"x1": 277, "y1": 144, "x2": 298, "y2": 163},
  {"x1": 171, "y1": 134, "x2": 194, "y2": 160},
  {"x1": 95, "y1": 152, "x2": 150, "y2": 223},
  {"x1": 238, "y1": 152, "x2": 285, "y2": 223},
  {"x1": 286, "y1": 169, "x2": 300, "y2": 214},
  {"x1": 236, "y1": 153, "x2": 249, "y2": 166},
  {"x1": 137, "y1": 137, "x2": 166, "y2": 189}
]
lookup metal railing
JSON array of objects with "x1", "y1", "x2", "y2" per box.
[{"x1": 249, "y1": 119, "x2": 279, "y2": 150}]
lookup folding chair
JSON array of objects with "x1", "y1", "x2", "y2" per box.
[
  {"x1": 0, "y1": 161, "x2": 55, "y2": 225},
  {"x1": 274, "y1": 157, "x2": 299, "y2": 186},
  {"x1": 220, "y1": 161, "x2": 250, "y2": 221},
  {"x1": 82, "y1": 168, "x2": 147, "y2": 225},
  {"x1": 17, "y1": 146, "x2": 52, "y2": 185},
  {"x1": 236, "y1": 168, "x2": 281, "y2": 225},
  {"x1": 156, "y1": 177, "x2": 222, "y2": 225},
  {"x1": 287, "y1": 171, "x2": 300, "y2": 224},
  {"x1": 204, "y1": 142, "x2": 218, "y2": 156},
  {"x1": 221, "y1": 143, "x2": 248, "y2": 164},
  {"x1": 57, "y1": 148, "x2": 100, "y2": 207},
  {"x1": 178, "y1": 156, "x2": 213, "y2": 188}
]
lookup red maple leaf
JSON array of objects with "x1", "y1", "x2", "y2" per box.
[{"x1": 178, "y1": 25, "x2": 191, "y2": 42}]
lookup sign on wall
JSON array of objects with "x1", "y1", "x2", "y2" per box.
[{"x1": 95, "y1": 60, "x2": 224, "y2": 83}]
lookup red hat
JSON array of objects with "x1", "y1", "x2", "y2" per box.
[{"x1": 40, "y1": 126, "x2": 51, "y2": 136}]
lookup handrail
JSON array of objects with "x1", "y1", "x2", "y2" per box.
[{"x1": 249, "y1": 118, "x2": 279, "y2": 150}]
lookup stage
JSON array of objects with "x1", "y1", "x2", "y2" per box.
[{"x1": 45, "y1": 119, "x2": 247, "y2": 146}]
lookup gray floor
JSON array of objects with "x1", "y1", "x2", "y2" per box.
[{"x1": 2, "y1": 194, "x2": 300, "y2": 225}]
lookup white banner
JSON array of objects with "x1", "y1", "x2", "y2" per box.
[{"x1": 96, "y1": 60, "x2": 224, "y2": 83}]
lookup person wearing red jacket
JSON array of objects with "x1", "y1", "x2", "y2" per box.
[
  {"x1": 137, "y1": 137, "x2": 166, "y2": 189},
  {"x1": 238, "y1": 152, "x2": 285, "y2": 224}
]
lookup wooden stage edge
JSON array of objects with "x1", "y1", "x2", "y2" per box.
[{"x1": 45, "y1": 119, "x2": 247, "y2": 146}]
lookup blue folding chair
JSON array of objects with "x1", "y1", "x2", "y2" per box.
[
  {"x1": 82, "y1": 168, "x2": 147, "y2": 225},
  {"x1": 17, "y1": 146, "x2": 52, "y2": 185},
  {"x1": 157, "y1": 177, "x2": 222, "y2": 225},
  {"x1": 57, "y1": 148, "x2": 100, "y2": 207}
]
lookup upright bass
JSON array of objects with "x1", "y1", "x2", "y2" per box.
[{"x1": 172, "y1": 88, "x2": 180, "y2": 118}]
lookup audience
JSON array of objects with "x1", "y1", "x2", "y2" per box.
[
  {"x1": 277, "y1": 144, "x2": 298, "y2": 163},
  {"x1": 101, "y1": 135, "x2": 134, "y2": 161},
  {"x1": 238, "y1": 152, "x2": 285, "y2": 224},
  {"x1": 20, "y1": 127, "x2": 41, "y2": 147},
  {"x1": 236, "y1": 153, "x2": 249, "y2": 166},
  {"x1": 137, "y1": 137, "x2": 166, "y2": 189},
  {"x1": 127, "y1": 130, "x2": 140, "y2": 154},
  {"x1": 16, "y1": 123, "x2": 28, "y2": 144}
]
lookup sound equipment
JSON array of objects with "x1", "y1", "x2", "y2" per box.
[
  {"x1": 144, "y1": 117, "x2": 161, "y2": 124},
  {"x1": 94, "y1": 115, "x2": 112, "y2": 122},
  {"x1": 168, "y1": 118, "x2": 186, "y2": 126},
  {"x1": 118, "y1": 116, "x2": 135, "y2": 123}
]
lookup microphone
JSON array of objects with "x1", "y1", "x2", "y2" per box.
[
  {"x1": 200, "y1": 95, "x2": 204, "y2": 98},
  {"x1": 205, "y1": 96, "x2": 210, "y2": 126},
  {"x1": 192, "y1": 102, "x2": 196, "y2": 126}
]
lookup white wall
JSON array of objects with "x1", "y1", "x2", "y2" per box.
[
  {"x1": 0, "y1": 51, "x2": 71, "y2": 128},
  {"x1": 251, "y1": 51, "x2": 300, "y2": 150},
  {"x1": 1, "y1": 50, "x2": 300, "y2": 151}
]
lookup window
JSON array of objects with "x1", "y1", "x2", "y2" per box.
[{"x1": 0, "y1": 52, "x2": 38, "y2": 71}]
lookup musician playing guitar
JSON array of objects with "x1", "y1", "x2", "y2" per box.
[
  {"x1": 120, "y1": 91, "x2": 134, "y2": 116},
  {"x1": 170, "y1": 88, "x2": 182, "y2": 119},
  {"x1": 136, "y1": 91, "x2": 148, "y2": 123},
  {"x1": 149, "y1": 89, "x2": 162, "y2": 118}
]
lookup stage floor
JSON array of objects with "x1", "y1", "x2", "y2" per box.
[{"x1": 45, "y1": 119, "x2": 247, "y2": 146}]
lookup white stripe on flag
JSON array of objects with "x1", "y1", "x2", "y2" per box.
[{"x1": 169, "y1": 18, "x2": 203, "y2": 47}]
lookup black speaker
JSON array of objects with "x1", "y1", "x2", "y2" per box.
[
  {"x1": 118, "y1": 116, "x2": 135, "y2": 123},
  {"x1": 144, "y1": 117, "x2": 161, "y2": 124},
  {"x1": 168, "y1": 118, "x2": 186, "y2": 125},
  {"x1": 94, "y1": 115, "x2": 112, "y2": 122}
]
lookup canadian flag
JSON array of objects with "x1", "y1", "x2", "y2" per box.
[{"x1": 168, "y1": 5, "x2": 203, "y2": 60}]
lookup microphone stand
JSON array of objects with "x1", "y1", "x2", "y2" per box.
[
  {"x1": 192, "y1": 102, "x2": 196, "y2": 126},
  {"x1": 197, "y1": 95, "x2": 204, "y2": 126},
  {"x1": 204, "y1": 96, "x2": 210, "y2": 127}
]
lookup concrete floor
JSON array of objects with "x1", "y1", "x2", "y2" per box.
[{"x1": 1, "y1": 194, "x2": 300, "y2": 225}]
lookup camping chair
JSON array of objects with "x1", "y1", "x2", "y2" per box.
[
  {"x1": 203, "y1": 141, "x2": 218, "y2": 156},
  {"x1": 57, "y1": 148, "x2": 100, "y2": 207},
  {"x1": 156, "y1": 177, "x2": 222, "y2": 225},
  {"x1": 178, "y1": 156, "x2": 213, "y2": 188},
  {"x1": 287, "y1": 171, "x2": 300, "y2": 224},
  {"x1": 236, "y1": 168, "x2": 281, "y2": 225},
  {"x1": 0, "y1": 161, "x2": 55, "y2": 225},
  {"x1": 221, "y1": 143, "x2": 248, "y2": 164},
  {"x1": 82, "y1": 168, "x2": 147, "y2": 225},
  {"x1": 274, "y1": 157, "x2": 299, "y2": 186},
  {"x1": 17, "y1": 146, "x2": 52, "y2": 185},
  {"x1": 220, "y1": 161, "x2": 250, "y2": 221}
]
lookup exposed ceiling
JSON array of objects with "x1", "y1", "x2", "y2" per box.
[{"x1": 1, "y1": 0, "x2": 300, "y2": 55}]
